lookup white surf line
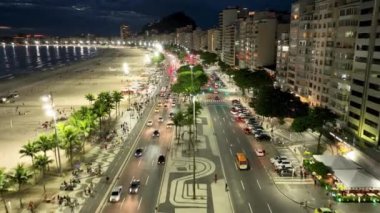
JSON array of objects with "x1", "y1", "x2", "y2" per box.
[
  {"x1": 256, "y1": 179, "x2": 262, "y2": 190},
  {"x1": 267, "y1": 203, "x2": 273, "y2": 213},
  {"x1": 137, "y1": 197, "x2": 143, "y2": 210},
  {"x1": 120, "y1": 197, "x2": 126, "y2": 210},
  {"x1": 248, "y1": 203, "x2": 253, "y2": 213},
  {"x1": 240, "y1": 180, "x2": 245, "y2": 191},
  {"x1": 145, "y1": 176, "x2": 150, "y2": 185}
]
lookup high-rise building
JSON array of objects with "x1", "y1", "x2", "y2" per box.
[
  {"x1": 235, "y1": 11, "x2": 278, "y2": 69},
  {"x1": 120, "y1": 25, "x2": 129, "y2": 40},
  {"x1": 192, "y1": 28, "x2": 204, "y2": 50},
  {"x1": 276, "y1": 32, "x2": 290, "y2": 90},
  {"x1": 176, "y1": 25, "x2": 193, "y2": 49},
  {"x1": 219, "y1": 7, "x2": 248, "y2": 66},
  {"x1": 207, "y1": 29, "x2": 220, "y2": 53},
  {"x1": 347, "y1": 0, "x2": 380, "y2": 146}
]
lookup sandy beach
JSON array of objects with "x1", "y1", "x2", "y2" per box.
[{"x1": 0, "y1": 47, "x2": 150, "y2": 170}]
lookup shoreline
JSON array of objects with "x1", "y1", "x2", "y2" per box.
[{"x1": 0, "y1": 47, "x2": 149, "y2": 170}]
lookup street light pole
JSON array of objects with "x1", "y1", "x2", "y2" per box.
[
  {"x1": 189, "y1": 64, "x2": 196, "y2": 199},
  {"x1": 42, "y1": 93, "x2": 62, "y2": 175}
]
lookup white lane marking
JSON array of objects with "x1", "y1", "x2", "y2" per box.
[
  {"x1": 223, "y1": 117, "x2": 225, "y2": 122},
  {"x1": 243, "y1": 150, "x2": 247, "y2": 155},
  {"x1": 237, "y1": 138, "x2": 241, "y2": 144},
  {"x1": 152, "y1": 159, "x2": 155, "y2": 166},
  {"x1": 240, "y1": 180, "x2": 245, "y2": 191},
  {"x1": 256, "y1": 179, "x2": 262, "y2": 190},
  {"x1": 248, "y1": 203, "x2": 253, "y2": 213},
  {"x1": 267, "y1": 203, "x2": 273, "y2": 213},
  {"x1": 145, "y1": 176, "x2": 150, "y2": 185},
  {"x1": 138, "y1": 159, "x2": 142, "y2": 167},
  {"x1": 232, "y1": 129, "x2": 235, "y2": 134},
  {"x1": 120, "y1": 197, "x2": 126, "y2": 210},
  {"x1": 229, "y1": 148, "x2": 233, "y2": 156},
  {"x1": 137, "y1": 197, "x2": 143, "y2": 210},
  {"x1": 226, "y1": 138, "x2": 229, "y2": 144}
]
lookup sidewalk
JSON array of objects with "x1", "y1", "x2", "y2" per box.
[{"x1": 18, "y1": 108, "x2": 140, "y2": 213}]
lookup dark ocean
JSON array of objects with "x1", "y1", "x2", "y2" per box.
[{"x1": 0, "y1": 45, "x2": 98, "y2": 79}]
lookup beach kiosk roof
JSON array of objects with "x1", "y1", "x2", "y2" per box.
[
  {"x1": 334, "y1": 170, "x2": 380, "y2": 190},
  {"x1": 313, "y1": 155, "x2": 361, "y2": 170}
]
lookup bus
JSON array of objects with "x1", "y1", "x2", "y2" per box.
[{"x1": 236, "y1": 152, "x2": 249, "y2": 170}]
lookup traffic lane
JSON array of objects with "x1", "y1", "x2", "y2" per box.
[
  {"x1": 218, "y1": 106, "x2": 309, "y2": 213},
  {"x1": 102, "y1": 108, "x2": 171, "y2": 212},
  {"x1": 209, "y1": 105, "x2": 269, "y2": 213}
]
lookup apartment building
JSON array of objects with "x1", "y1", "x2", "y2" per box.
[
  {"x1": 207, "y1": 29, "x2": 220, "y2": 53},
  {"x1": 192, "y1": 28, "x2": 204, "y2": 51},
  {"x1": 347, "y1": 0, "x2": 380, "y2": 146},
  {"x1": 276, "y1": 32, "x2": 290, "y2": 90},
  {"x1": 176, "y1": 25, "x2": 193, "y2": 49},
  {"x1": 235, "y1": 11, "x2": 278, "y2": 69},
  {"x1": 219, "y1": 7, "x2": 248, "y2": 66}
]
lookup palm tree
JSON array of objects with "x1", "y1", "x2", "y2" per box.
[
  {"x1": 186, "y1": 101, "x2": 203, "y2": 143},
  {"x1": 19, "y1": 141, "x2": 39, "y2": 181},
  {"x1": 8, "y1": 164, "x2": 32, "y2": 208},
  {"x1": 19, "y1": 141, "x2": 39, "y2": 166},
  {"x1": 173, "y1": 111, "x2": 185, "y2": 144},
  {"x1": 0, "y1": 169, "x2": 11, "y2": 213},
  {"x1": 58, "y1": 124, "x2": 80, "y2": 168},
  {"x1": 85, "y1": 93, "x2": 95, "y2": 105},
  {"x1": 92, "y1": 101, "x2": 107, "y2": 133},
  {"x1": 34, "y1": 155, "x2": 53, "y2": 193},
  {"x1": 97, "y1": 91, "x2": 114, "y2": 118},
  {"x1": 112, "y1": 90, "x2": 124, "y2": 116},
  {"x1": 34, "y1": 134, "x2": 54, "y2": 170},
  {"x1": 68, "y1": 116, "x2": 92, "y2": 154}
]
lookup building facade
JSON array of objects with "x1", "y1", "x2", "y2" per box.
[
  {"x1": 347, "y1": 0, "x2": 380, "y2": 146},
  {"x1": 207, "y1": 29, "x2": 220, "y2": 53},
  {"x1": 120, "y1": 25, "x2": 129, "y2": 40}
]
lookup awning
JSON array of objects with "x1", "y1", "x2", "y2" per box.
[
  {"x1": 313, "y1": 155, "x2": 361, "y2": 170},
  {"x1": 334, "y1": 170, "x2": 380, "y2": 190}
]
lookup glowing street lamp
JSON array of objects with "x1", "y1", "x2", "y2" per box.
[{"x1": 144, "y1": 54, "x2": 151, "y2": 65}]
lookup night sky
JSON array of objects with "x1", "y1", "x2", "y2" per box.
[{"x1": 0, "y1": 0, "x2": 292, "y2": 37}]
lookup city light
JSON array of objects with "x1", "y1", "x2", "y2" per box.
[{"x1": 144, "y1": 54, "x2": 151, "y2": 64}]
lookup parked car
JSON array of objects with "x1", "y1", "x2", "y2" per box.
[
  {"x1": 158, "y1": 117, "x2": 164, "y2": 123},
  {"x1": 109, "y1": 186, "x2": 122, "y2": 202},
  {"x1": 244, "y1": 128, "x2": 251, "y2": 135},
  {"x1": 277, "y1": 168, "x2": 296, "y2": 177},
  {"x1": 154, "y1": 107, "x2": 160, "y2": 113},
  {"x1": 275, "y1": 161, "x2": 293, "y2": 171},
  {"x1": 270, "y1": 156, "x2": 288, "y2": 164},
  {"x1": 169, "y1": 112, "x2": 175, "y2": 118},
  {"x1": 255, "y1": 133, "x2": 271, "y2": 141},
  {"x1": 274, "y1": 160, "x2": 291, "y2": 168},
  {"x1": 128, "y1": 179, "x2": 141, "y2": 194},
  {"x1": 166, "y1": 122, "x2": 174, "y2": 128},
  {"x1": 152, "y1": 130, "x2": 160, "y2": 137}
]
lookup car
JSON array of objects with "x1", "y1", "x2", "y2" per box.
[
  {"x1": 109, "y1": 186, "x2": 122, "y2": 202},
  {"x1": 129, "y1": 179, "x2": 141, "y2": 194},
  {"x1": 158, "y1": 117, "x2": 164, "y2": 123},
  {"x1": 134, "y1": 148, "x2": 143, "y2": 157},
  {"x1": 146, "y1": 120, "x2": 153, "y2": 127},
  {"x1": 230, "y1": 108, "x2": 238, "y2": 115},
  {"x1": 157, "y1": 155, "x2": 166, "y2": 164},
  {"x1": 314, "y1": 208, "x2": 333, "y2": 213},
  {"x1": 244, "y1": 128, "x2": 251, "y2": 135},
  {"x1": 270, "y1": 156, "x2": 287, "y2": 164},
  {"x1": 214, "y1": 96, "x2": 220, "y2": 100},
  {"x1": 154, "y1": 107, "x2": 160, "y2": 113},
  {"x1": 276, "y1": 163, "x2": 293, "y2": 171},
  {"x1": 277, "y1": 168, "x2": 296, "y2": 177},
  {"x1": 274, "y1": 160, "x2": 291, "y2": 169},
  {"x1": 255, "y1": 133, "x2": 271, "y2": 141},
  {"x1": 253, "y1": 126, "x2": 264, "y2": 131},
  {"x1": 255, "y1": 149, "x2": 265, "y2": 157},
  {"x1": 169, "y1": 112, "x2": 175, "y2": 118},
  {"x1": 213, "y1": 90, "x2": 218, "y2": 94},
  {"x1": 231, "y1": 99, "x2": 240, "y2": 104},
  {"x1": 251, "y1": 129, "x2": 263, "y2": 135},
  {"x1": 152, "y1": 130, "x2": 160, "y2": 137},
  {"x1": 171, "y1": 102, "x2": 176, "y2": 107},
  {"x1": 164, "y1": 103, "x2": 168, "y2": 107},
  {"x1": 157, "y1": 102, "x2": 162, "y2": 107},
  {"x1": 166, "y1": 122, "x2": 174, "y2": 128}
]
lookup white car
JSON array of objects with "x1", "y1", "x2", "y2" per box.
[
  {"x1": 157, "y1": 102, "x2": 163, "y2": 107},
  {"x1": 270, "y1": 156, "x2": 287, "y2": 164},
  {"x1": 255, "y1": 149, "x2": 265, "y2": 157},
  {"x1": 109, "y1": 186, "x2": 122, "y2": 202},
  {"x1": 275, "y1": 161, "x2": 293, "y2": 170},
  {"x1": 274, "y1": 160, "x2": 291, "y2": 169},
  {"x1": 158, "y1": 117, "x2": 164, "y2": 123},
  {"x1": 154, "y1": 107, "x2": 160, "y2": 113},
  {"x1": 146, "y1": 120, "x2": 153, "y2": 127},
  {"x1": 171, "y1": 102, "x2": 176, "y2": 107},
  {"x1": 166, "y1": 122, "x2": 174, "y2": 128}
]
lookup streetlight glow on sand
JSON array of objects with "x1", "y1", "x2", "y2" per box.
[{"x1": 123, "y1": 62, "x2": 130, "y2": 75}]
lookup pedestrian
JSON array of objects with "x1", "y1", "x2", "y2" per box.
[
  {"x1": 225, "y1": 183, "x2": 228, "y2": 191},
  {"x1": 214, "y1": 173, "x2": 217, "y2": 183}
]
